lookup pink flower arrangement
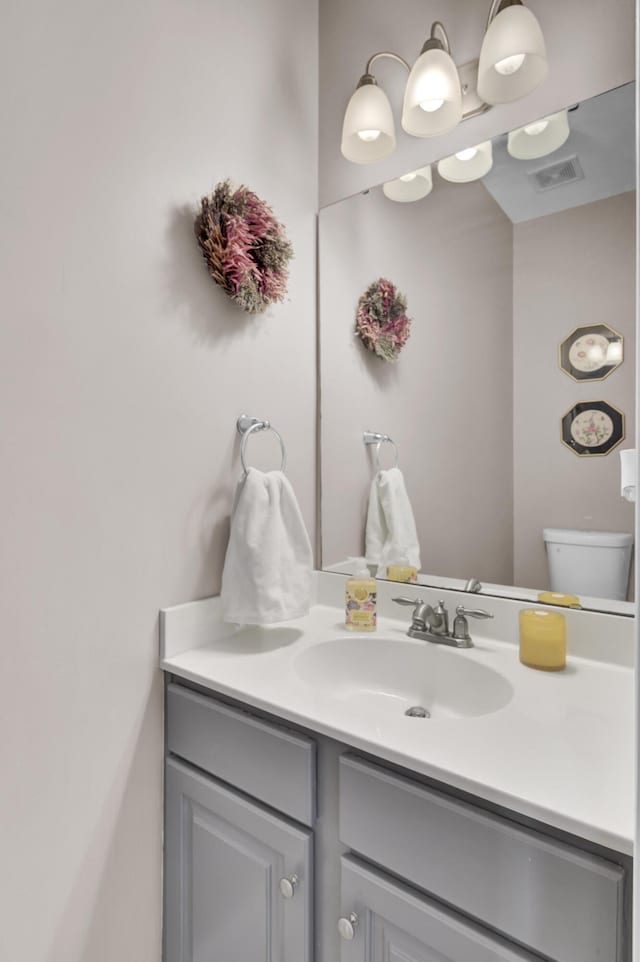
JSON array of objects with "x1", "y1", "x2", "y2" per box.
[
  {"x1": 195, "y1": 180, "x2": 293, "y2": 314},
  {"x1": 355, "y1": 278, "x2": 412, "y2": 363}
]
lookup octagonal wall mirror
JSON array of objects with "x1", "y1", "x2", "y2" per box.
[{"x1": 319, "y1": 81, "x2": 636, "y2": 615}]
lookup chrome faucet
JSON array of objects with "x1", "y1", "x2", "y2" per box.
[{"x1": 393, "y1": 597, "x2": 494, "y2": 649}]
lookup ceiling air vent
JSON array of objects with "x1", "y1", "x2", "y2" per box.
[{"x1": 528, "y1": 155, "x2": 585, "y2": 193}]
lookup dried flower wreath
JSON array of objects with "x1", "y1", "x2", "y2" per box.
[
  {"x1": 355, "y1": 278, "x2": 412, "y2": 362},
  {"x1": 195, "y1": 180, "x2": 293, "y2": 314}
]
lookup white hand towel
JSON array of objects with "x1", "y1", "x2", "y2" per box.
[
  {"x1": 365, "y1": 467, "x2": 421, "y2": 578},
  {"x1": 221, "y1": 468, "x2": 313, "y2": 625},
  {"x1": 620, "y1": 448, "x2": 637, "y2": 502}
]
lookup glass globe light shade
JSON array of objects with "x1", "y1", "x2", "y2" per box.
[
  {"x1": 402, "y1": 48, "x2": 462, "y2": 137},
  {"x1": 341, "y1": 82, "x2": 396, "y2": 163},
  {"x1": 437, "y1": 141, "x2": 493, "y2": 183},
  {"x1": 383, "y1": 165, "x2": 433, "y2": 202},
  {"x1": 477, "y1": 4, "x2": 548, "y2": 105},
  {"x1": 507, "y1": 110, "x2": 570, "y2": 159}
]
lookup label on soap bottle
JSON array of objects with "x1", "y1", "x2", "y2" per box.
[{"x1": 345, "y1": 584, "x2": 377, "y2": 631}]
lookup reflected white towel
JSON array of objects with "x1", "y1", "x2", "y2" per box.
[
  {"x1": 620, "y1": 448, "x2": 637, "y2": 502},
  {"x1": 365, "y1": 467, "x2": 421, "y2": 577},
  {"x1": 221, "y1": 469, "x2": 313, "y2": 625}
]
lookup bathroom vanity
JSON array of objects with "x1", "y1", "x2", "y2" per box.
[{"x1": 160, "y1": 575, "x2": 634, "y2": 962}]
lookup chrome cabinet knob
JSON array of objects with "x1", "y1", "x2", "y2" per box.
[
  {"x1": 338, "y1": 912, "x2": 359, "y2": 941},
  {"x1": 279, "y1": 874, "x2": 299, "y2": 899}
]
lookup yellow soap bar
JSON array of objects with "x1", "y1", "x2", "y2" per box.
[
  {"x1": 519, "y1": 608, "x2": 566, "y2": 671},
  {"x1": 537, "y1": 591, "x2": 580, "y2": 608}
]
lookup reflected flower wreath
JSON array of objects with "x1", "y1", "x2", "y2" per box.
[
  {"x1": 355, "y1": 277, "x2": 412, "y2": 363},
  {"x1": 195, "y1": 179, "x2": 293, "y2": 315}
]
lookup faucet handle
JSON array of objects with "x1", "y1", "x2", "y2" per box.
[
  {"x1": 452, "y1": 605, "x2": 494, "y2": 644},
  {"x1": 392, "y1": 596, "x2": 424, "y2": 606},
  {"x1": 455, "y1": 606, "x2": 493, "y2": 619}
]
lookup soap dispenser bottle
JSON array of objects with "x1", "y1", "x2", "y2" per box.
[{"x1": 345, "y1": 557, "x2": 377, "y2": 632}]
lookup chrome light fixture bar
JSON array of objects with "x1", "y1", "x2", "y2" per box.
[{"x1": 341, "y1": 0, "x2": 547, "y2": 165}]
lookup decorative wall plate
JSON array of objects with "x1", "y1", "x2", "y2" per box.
[
  {"x1": 559, "y1": 324, "x2": 623, "y2": 382},
  {"x1": 561, "y1": 400, "x2": 625, "y2": 457}
]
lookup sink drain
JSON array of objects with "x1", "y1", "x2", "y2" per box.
[{"x1": 405, "y1": 705, "x2": 431, "y2": 718}]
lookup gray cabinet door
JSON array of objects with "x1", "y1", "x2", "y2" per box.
[
  {"x1": 164, "y1": 758, "x2": 313, "y2": 962},
  {"x1": 339, "y1": 855, "x2": 539, "y2": 962}
]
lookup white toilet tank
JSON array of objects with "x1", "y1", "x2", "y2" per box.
[{"x1": 543, "y1": 528, "x2": 633, "y2": 601}]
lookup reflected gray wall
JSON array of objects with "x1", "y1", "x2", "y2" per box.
[
  {"x1": 320, "y1": 179, "x2": 514, "y2": 584},
  {"x1": 513, "y1": 191, "x2": 636, "y2": 591}
]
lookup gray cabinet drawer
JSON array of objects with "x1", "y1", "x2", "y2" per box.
[
  {"x1": 339, "y1": 754, "x2": 625, "y2": 962},
  {"x1": 167, "y1": 683, "x2": 316, "y2": 825}
]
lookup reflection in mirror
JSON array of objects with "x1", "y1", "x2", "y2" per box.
[{"x1": 319, "y1": 83, "x2": 636, "y2": 615}]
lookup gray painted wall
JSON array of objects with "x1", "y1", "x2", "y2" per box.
[
  {"x1": 320, "y1": 179, "x2": 514, "y2": 584},
  {"x1": 513, "y1": 192, "x2": 636, "y2": 591},
  {"x1": 0, "y1": 1, "x2": 318, "y2": 959}
]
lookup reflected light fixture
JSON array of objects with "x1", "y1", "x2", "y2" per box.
[
  {"x1": 437, "y1": 141, "x2": 494, "y2": 183},
  {"x1": 508, "y1": 109, "x2": 570, "y2": 159},
  {"x1": 383, "y1": 165, "x2": 433, "y2": 202},
  {"x1": 341, "y1": 1, "x2": 547, "y2": 165}
]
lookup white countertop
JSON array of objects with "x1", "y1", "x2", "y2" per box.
[{"x1": 160, "y1": 588, "x2": 635, "y2": 856}]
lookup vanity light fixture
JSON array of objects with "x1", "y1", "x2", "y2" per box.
[
  {"x1": 437, "y1": 141, "x2": 493, "y2": 183},
  {"x1": 383, "y1": 165, "x2": 433, "y2": 202},
  {"x1": 401, "y1": 22, "x2": 462, "y2": 137},
  {"x1": 477, "y1": 0, "x2": 548, "y2": 105},
  {"x1": 340, "y1": 1, "x2": 547, "y2": 165},
  {"x1": 507, "y1": 109, "x2": 570, "y2": 159},
  {"x1": 341, "y1": 59, "x2": 400, "y2": 163}
]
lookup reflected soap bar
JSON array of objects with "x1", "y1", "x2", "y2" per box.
[{"x1": 519, "y1": 608, "x2": 566, "y2": 671}]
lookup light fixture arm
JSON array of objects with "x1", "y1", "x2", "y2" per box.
[
  {"x1": 428, "y1": 21, "x2": 451, "y2": 55},
  {"x1": 485, "y1": 0, "x2": 523, "y2": 29},
  {"x1": 364, "y1": 51, "x2": 411, "y2": 76}
]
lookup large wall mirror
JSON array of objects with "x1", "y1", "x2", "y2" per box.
[{"x1": 319, "y1": 82, "x2": 636, "y2": 615}]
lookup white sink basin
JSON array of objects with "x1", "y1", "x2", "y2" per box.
[{"x1": 293, "y1": 637, "x2": 514, "y2": 720}]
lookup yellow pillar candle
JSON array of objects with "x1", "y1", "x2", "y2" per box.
[{"x1": 519, "y1": 608, "x2": 566, "y2": 671}]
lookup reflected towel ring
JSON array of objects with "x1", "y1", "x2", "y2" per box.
[
  {"x1": 237, "y1": 415, "x2": 287, "y2": 475},
  {"x1": 374, "y1": 437, "x2": 399, "y2": 471}
]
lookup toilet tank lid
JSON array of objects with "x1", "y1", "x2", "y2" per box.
[{"x1": 543, "y1": 527, "x2": 634, "y2": 548}]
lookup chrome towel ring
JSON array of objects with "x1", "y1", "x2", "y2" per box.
[
  {"x1": 237, "y1": 414, "x2": 287, "y2": 474},
  {"x1": 363, "y1": 430, "x2": 399, "y2": 471}
]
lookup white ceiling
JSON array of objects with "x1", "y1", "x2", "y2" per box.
[{"x1": 481, "y1": 81, "x2": 635, "y2": 223}]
